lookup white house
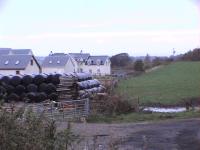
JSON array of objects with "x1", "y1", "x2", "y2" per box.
[
  {"x1": 69, "y1": 53, "x2": 111, "y2": 75},
  {"x1": 41, "y1": 53, "x2": 77, "y2": 74},
  {"x1": 0, "y1": 54, "x2": 41, "y2": 75}
]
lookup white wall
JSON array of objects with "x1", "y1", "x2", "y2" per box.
[
  {"x1": 81, "y1": 62, "x2": 111, "y2": 75},
  {"x1": 0, "y1": 58, "x2": 40, "y2": 75},
  {"x1": 42, "y1": 67, "x2": 65, "y2": 74},
  {"x1": 42, "y1": 59, "x2": 76, "y2": 74},
  {"x1": 24, "y1": 58, "x2": 40, "y2": 74}
]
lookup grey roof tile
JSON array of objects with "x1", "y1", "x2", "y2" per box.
[
  {"x1": 42, "y1": 55, "x2": 70, "y2": 67},
  {"x1": 0, "y1": 55, "x2": 32, "y2": 70},
  {"x1": 86, "y1": 56, "x2": 109, "y2": 65},
  {"x1": 69, "y1": 53, "x2": 90, "y2": 62}
]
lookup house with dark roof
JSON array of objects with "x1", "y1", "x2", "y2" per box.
[
  {"x1": 41, "y1": 54, "x2": 77, "y2": 74},
  {"x1": 0, "y1": 54, "x2": 41, "y2": 75}
]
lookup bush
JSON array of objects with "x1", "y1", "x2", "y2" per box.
[
  {"x1": 134, "y1": 60, "x2": 144, "y2": 72},
  {"x1": 0, "y1": 109, "x2": 78, "y2": 150}
]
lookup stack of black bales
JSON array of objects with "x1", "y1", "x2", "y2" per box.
[{"x1": 0, "y1": 74, "x2": 60, "y2": 103}]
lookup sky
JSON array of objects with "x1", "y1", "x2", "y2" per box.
[{"x1": 0, "y1": 0, "x2": 200, "y2": 56}]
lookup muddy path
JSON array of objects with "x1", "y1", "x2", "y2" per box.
[{"x1": 58, "y1": 118, "x2": 200, "y2": 150}]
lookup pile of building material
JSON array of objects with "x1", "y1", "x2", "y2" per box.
[{"x1": 57, "y1": 73, "x2": 105, "y2": 100}]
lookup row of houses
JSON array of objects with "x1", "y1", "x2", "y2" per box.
[{"x1": 0, "y1": 48, "x2": 111, "y2": 76}]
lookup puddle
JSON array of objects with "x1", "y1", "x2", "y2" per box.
[{"x1": 143, "y1": 107, "x2": 186, "y2": 113}]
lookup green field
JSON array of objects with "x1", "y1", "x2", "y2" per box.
[{"x1": 116, "y1": 62, "x2": 200, "y2": 105}]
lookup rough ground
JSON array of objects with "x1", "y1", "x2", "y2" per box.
[{"x1": 58, "y1": 118, "x2": 200, "y2": 150}]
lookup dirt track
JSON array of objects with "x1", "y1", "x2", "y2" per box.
[{"x1": 58, "y1": 118, "x2": 200, "y2": 150}]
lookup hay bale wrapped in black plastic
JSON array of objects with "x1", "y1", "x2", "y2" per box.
[
  {"x1": 15, "y1": 85, "x2": 26, "y2": 95},
  {"x1": 46, "y1": 74, "x2": 53, "y2": 83},
  {"x1": 51, "y1": 74, "x2": 61, "y2": 85},
  {"x1": 27, "y1": 84, "x2": 38, "y2": 93},
  {"x1": 22, "y1": 75, "x2": 33, "y2": 86},
  {"x1": 33, "y1": 74, "x2": 46, "y2": 85},
  {"x1": 38, "y1": 83, "x2": 48, "y2": 92},
  {"x1": 3, "y1": 84, "x2": 15, "y2": 95},
  {"x1": 6, "y1": 93, "x2": 20, "y2": 102},
  {"x1": 26, "y1": 92, "x2": 36, "y2": 103},
  {"x1": 45, "y1": 83, "x2": 56, "y2": 95},
  {"x1": 48, "y1": 92, "x2": 58, "y2": 101},
  {"x1": 37, "y1": 92, "x2": 47, "y2": 102},
  {"x1": 10, "y1": 75, "x2": 21, "y2": 86},
  {"x1": 0, "y1": 86, "x2": 6, "y2": 101},
  {"x1": 1, "y1": 76, "x2": 11, "y2": 85}
]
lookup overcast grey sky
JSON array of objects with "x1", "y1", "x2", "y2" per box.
[{"x1": 0, "y1": 0, "x2": 200, "y2": 56}]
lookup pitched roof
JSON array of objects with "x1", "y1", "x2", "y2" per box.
[
  {"x1": 69, "y1": 53, "x2": 90, "y2": 62},
  {"x1": 42, "y1": 55, "x2": 70, "y2": 67},
  {"x1": 86, "y1": 56, "x2": 109, "y2": 65},
  {"x1": 0, "y1": 48, "x2": 12, "y2": 55},
  {"x1": 11, "y1": 49, "x2": 32, "y2": 55},
  {"x1": 0, "y1": 55, "x2": 33, "y2": 70}
]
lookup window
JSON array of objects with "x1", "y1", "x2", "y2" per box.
[
  {"x1": 16, "y1": 70, "x2": 20, "y2": 74},
  {"x1": 15, "y1": 60, "x2": 20, "y2": 65},
  {"x1": 97, "y1": 59, "x2": 101, "y2": 65},
  {"x1": 80, "y1": 68, "x2": 83, "y2": 72},
  {"x1": 4, "y1": 60, "x2": 9, "y2": 65},
  {"x1": 89, "y1": 69, "x2": 92, "y2": 74},
  {"x1": 57, "y1": 60, "x2": 60, "y2": 64},
  {"x1": 49, "y1": 60, "x2": 52, "y2": 64},
  {"x1": 31, "y1": 59, "x2": 33, "y2": 66}
]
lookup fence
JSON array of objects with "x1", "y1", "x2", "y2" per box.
[{"x1": 4, "y1": 99, "x2": 90, "y2": 121}]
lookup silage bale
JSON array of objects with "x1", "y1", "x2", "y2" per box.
[
  {"x1": 22, "y1": 75, "x2": 33, "y2": 86},
  {"x1": 10, "y1": 76, "x2": 21, "y2": 86},
  {"x1": 7, "y1": 93, "x2": 20, "y2": 102},
  {"x1": 3, "y1": 84, "x2": 15, "y2": 95},
  {"x1": 15, "y1": 85, "x2": 26, "y2": 95},
  {"x1": 33, "y1": 74, "x2": 45, "y2": 85},
  {"x1": 45, "y1": 83, "x2": 56, "y2": 94},
  {"x1": 37, "y1": 92, "x2": 47, "y2": 102},
  {"x1": 1, "y1": 76, "x2": 10, "y2": 85},
  {"x1": 38, "y1": 83, "x2": 48, "y2": 92},
  {"x1": 27, "y1": 84, "x2": 38, "y2": 93},
  {"x1": 27, "y1": 92, "x2": 36, "y2": 103},
  {"x1": 48, "y1": 92, "x2": 58, "y2": 101},
  {"x1": 46, "y1": 74, "x2": 53, "y2": 83},
  {"x1": 51, "y1": 74, "x2": 61, "y2": 85}
]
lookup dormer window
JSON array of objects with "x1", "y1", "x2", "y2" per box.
[
  {"x1": 57, "y1": 60, "x2": 60, "y2": 64},
  {"x1": 4, "y1": 60, "x2": 9, "y2": 65},
  {"x1": 96, "y1": 59, "x2": 101, "y2": 65},
  {"x1": 49, "y1": 60, "x2": 52, "y2": 64},
  {"x1": 15, "y1": 60, "x2": 20, "y2": 65}
]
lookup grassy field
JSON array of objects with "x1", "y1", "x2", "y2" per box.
[{"x1": 116, "y1": 62, "x2": 200, "y2": 105}]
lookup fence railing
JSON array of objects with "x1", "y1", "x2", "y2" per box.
[{"x1": 5, "y1": 99, "x2": 90, "y2": 121}]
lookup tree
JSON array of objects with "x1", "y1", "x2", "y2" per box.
[
  {"x1": 134, "y1": 60, "x2": 144, "y2": 72},
  {"x1": 152, "y1": 57, "x2": 161, "y2": 67},
  {"x1": 144, "y1": 54, "x2": 152, "y2": 70},
  {"x1": 110, "y1": 53, "x2": 131, "y2": 67}
]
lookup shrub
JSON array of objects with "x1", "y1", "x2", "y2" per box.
[{"x1": 0, "y1": 109, "x2": 78, "y2": 150}]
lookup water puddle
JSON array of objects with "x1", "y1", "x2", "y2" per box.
[{"x1": 143, "y1": 107, "x2": 186, "y2": 113}]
